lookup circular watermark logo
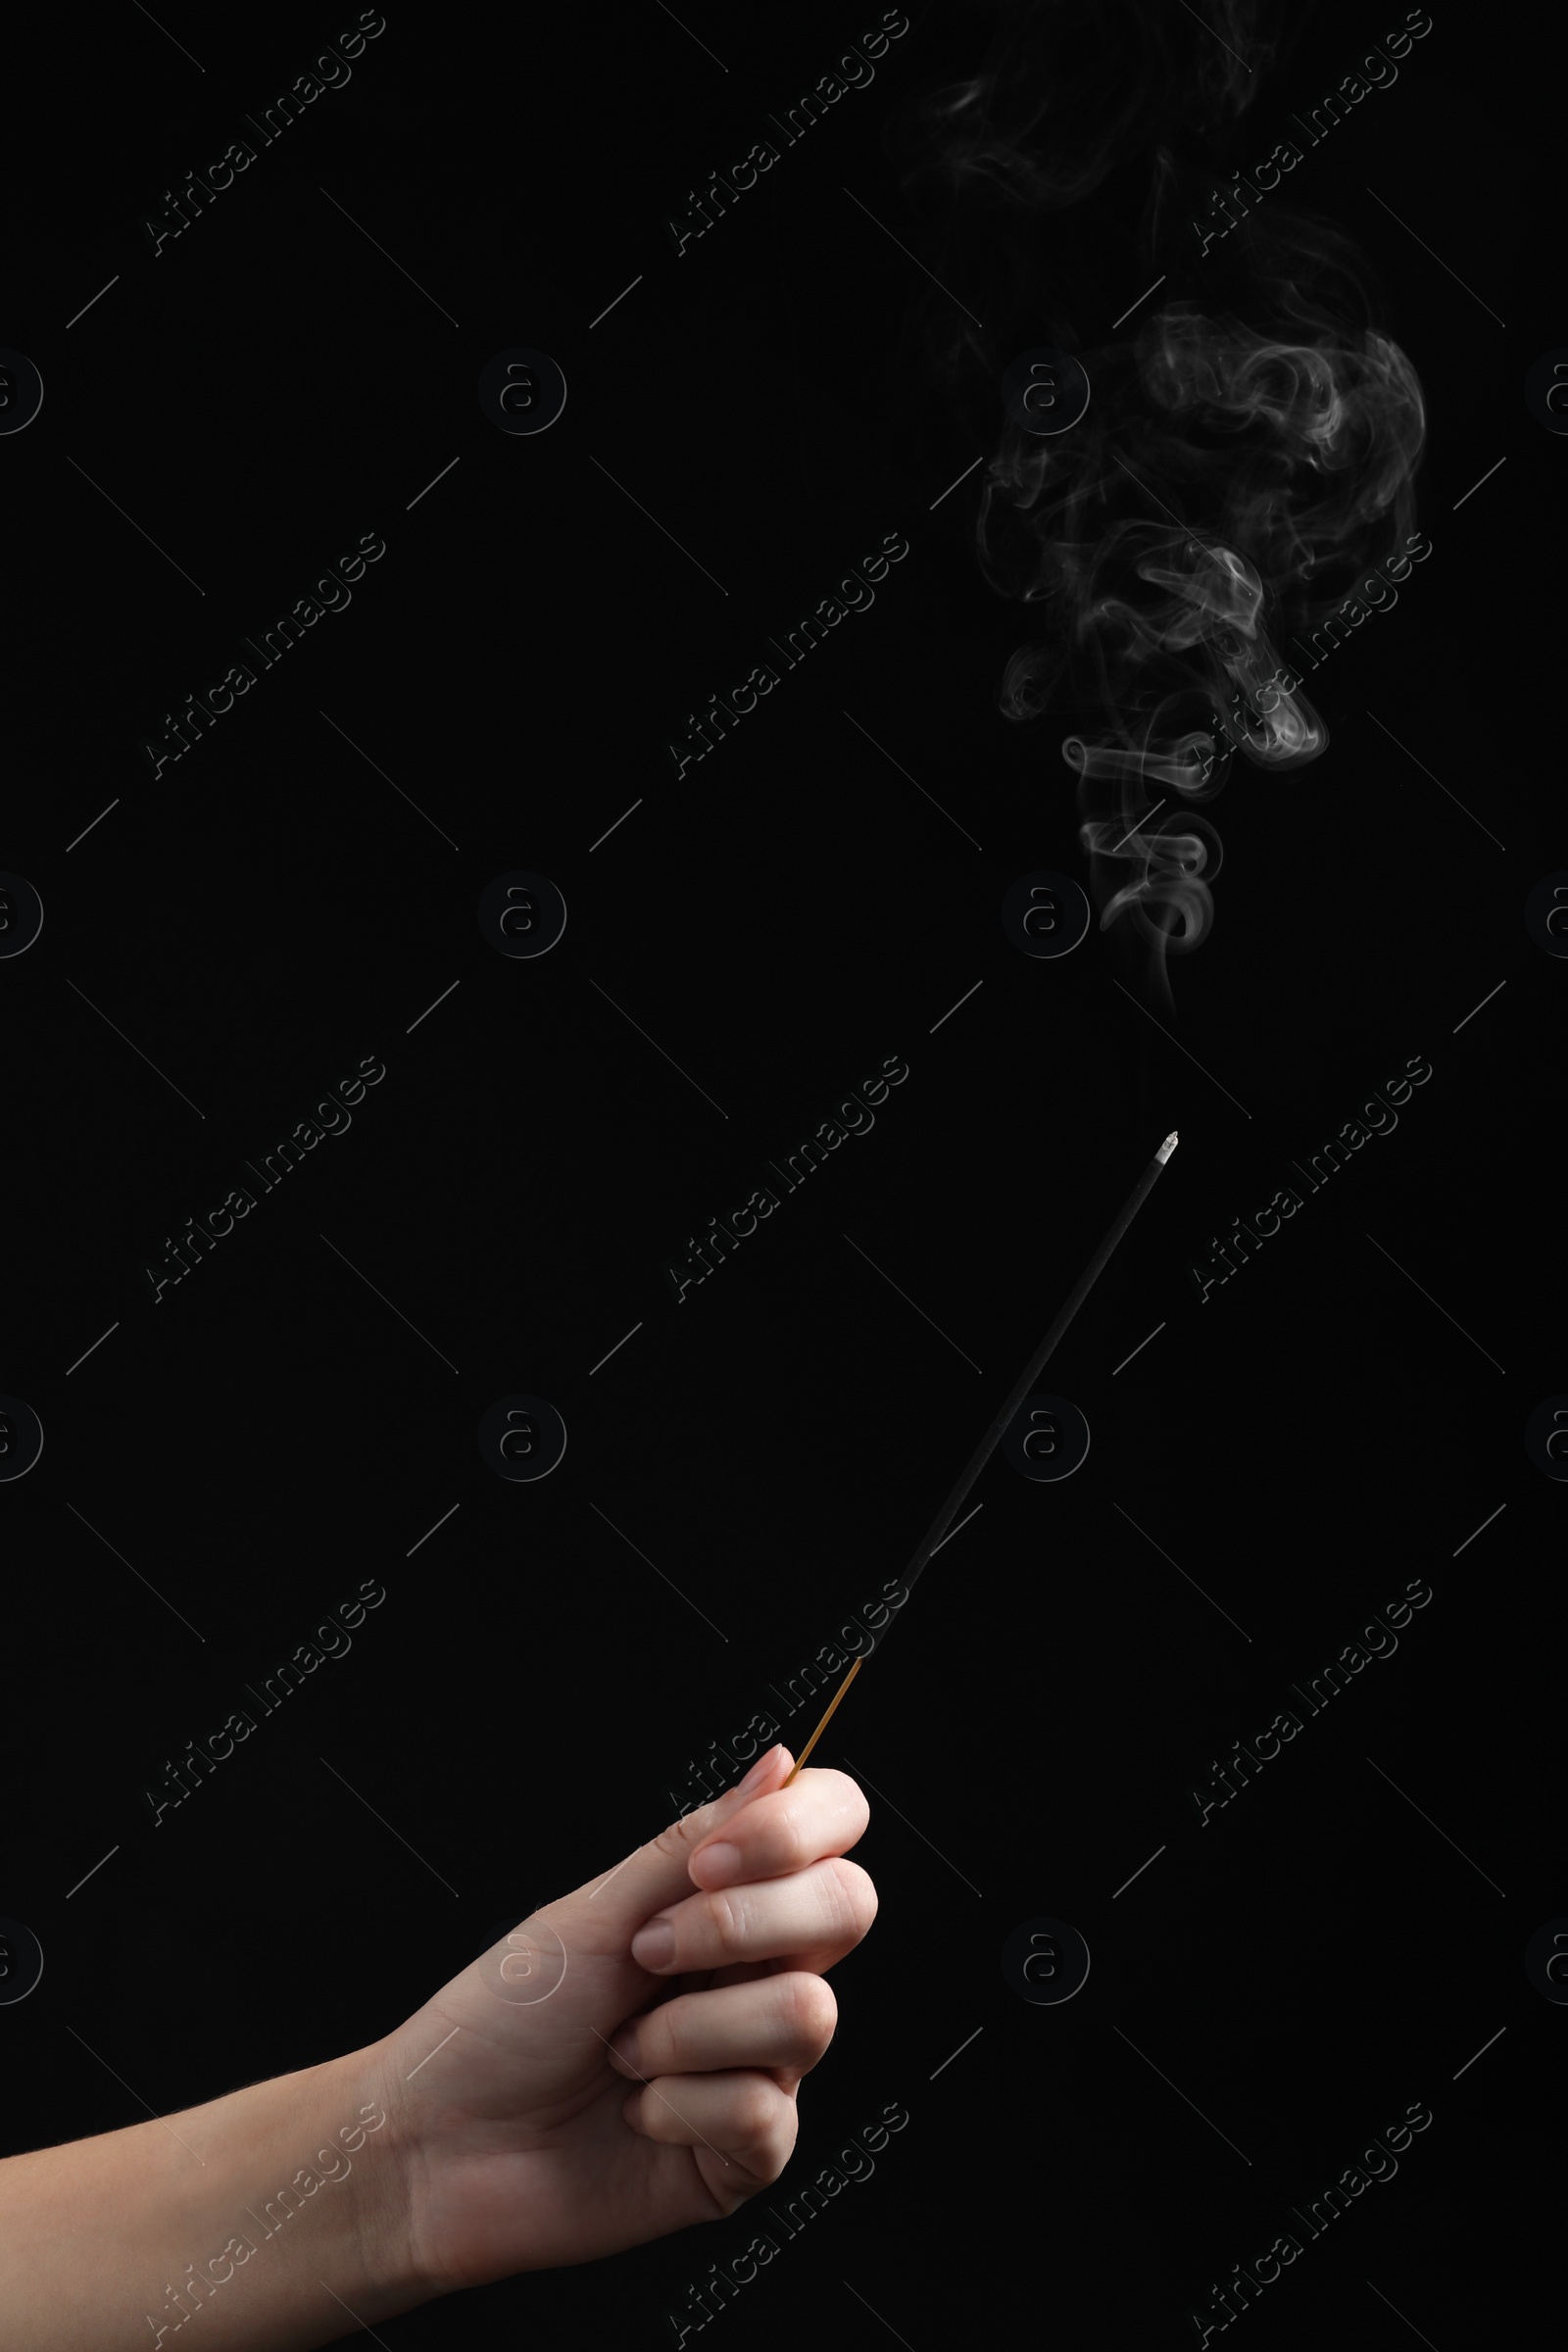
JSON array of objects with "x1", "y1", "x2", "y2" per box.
[
  {"x1": 1525, "y1": 872, "x2": 1568, "y2": 956},
  {"x1": 1525, "y1": 1396, "x2": 1568, "y2": 1482},
  {"x1": 478, "y1": 871, "x2": 567, "y2": 958},
  {"x1": 0, "y1": 351, "x2": 44, "y2": 436},
  {"x1": 1002, "y1": 870, "x2": 1091, "y2": 958},
  {"x1": 0, "y1": 1918, "x2": 44, "y2": 2004},
  {"x1": 1004, "y1": 1394, "x2": 1090, "y2": 1482},
  {"x1": 1001, "y1": 348, "x2": 1091, "y2": 437},
  {"x1": 1524, "y1": 351, "x2": 1568, "y2": 435},
  {"x1": 1525, "y1": 1918, "x2": 1568, "y2": 2004},
  {"x1": 480, "y1": 1916, "x2": 569, "y2": 2006},
  {"x1": 1002, "y1": 1916, "x2": 1091, "y2": 2006},
  {"x1": 0, "y1": 873, "x2": 43, "y2": 957},
  {"x1": 479, "y1": 1395, "x2": 567, "y2": 1482},
  {"x1": 479, "y1": 348, "x2": 568, "y2": 436},
  {"x1": 0, "y1": 1398, "x2": 44, "y2": 1482}
]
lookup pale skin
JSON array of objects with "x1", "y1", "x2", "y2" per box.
[{"x1": 0, "y1": 1745, "x2": 875, "y2": 2348}]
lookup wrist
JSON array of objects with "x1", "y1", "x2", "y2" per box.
[
  {"x1": 301, "y1": 2040, "x2": 424, "y2": 2317},
  {"x1": 0, "y1": 2040, "x2": 430, "y2": 2352},
  {"x1": 150, "y1": 2042, "x2": 424, "y2": 2349}
]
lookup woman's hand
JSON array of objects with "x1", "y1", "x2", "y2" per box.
[
  {"x1": 375, "y1": 1742, "x2": 875, "y2": 2295},
  {"x1": 0, "y1": 1744, "x2": 873, "y2": 2350}
]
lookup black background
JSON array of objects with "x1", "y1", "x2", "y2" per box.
[{"x1": 3, "y1": 2, "x2": 1553, "y2": 2345}]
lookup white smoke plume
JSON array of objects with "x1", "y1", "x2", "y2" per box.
[{"x1": 892, "y1": 0, "x2": 1427, "y2": 1004}]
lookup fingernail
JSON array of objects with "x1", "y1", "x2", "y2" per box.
[
  {"x1": 735, "y1": 1743, "x2": 783, "y2": 1798},
  {"x1": 692, "y1": 1839, "x2": 742, "y2": 1887},
  {"x1": 631, "y1": 1918, "x2": 675, "y2": 1971}
]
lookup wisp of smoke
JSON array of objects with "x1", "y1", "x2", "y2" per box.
[{"x1": 893, "y1": 0, "x2": 1427, "y2": 1004}]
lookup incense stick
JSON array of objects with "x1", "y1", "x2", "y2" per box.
[
  {"x1": 779, "y1": 1132, "x2": 1177, "y2": 1785},
  {"x1": 780, "y1": 1656, "x2": 862, "y2": 1787}
]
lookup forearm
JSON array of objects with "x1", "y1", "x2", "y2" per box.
[{"x1": 0, "y1": 2039, "x2": 425, "y2": 2351}]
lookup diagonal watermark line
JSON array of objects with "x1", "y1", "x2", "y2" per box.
[
  {"x1": 1112, "y1": 2026, "x2": 1251, "y2": 2164},
  {"x1": 66, "y1": 979, "x2": 205, "y2": 1118},
  {"x1": 319, "y1": 188, "x2": 458, "y2": 325},
  {"x1": 407, "y1": 455, "x2": 460, "y2": 512},
  {"x1": 842, "y1": 1235, "x2": 981, "y2": 1373},
  {"x1": 1112, "y1": 1322, "x2": 1165, "y2": 1376},
  {"x1": 588, "y1": 1501, "x2": 730, "y2": 1642},
  {"x1": 588, "y1": 456, "x2": 729, "y2": 596},
  {"x1": 928, "y1": 453, "x2": 984, "y2": 511},
  {"x1": 1452, "y1": 978, "x2": 1504, "y2": 1035},
  {"x1": 589, "y1": 274, "x2": 643, "y2": 329},
  {"x1": 407, "y1": 1502, "x2": 459, "y2": 1558},
  {"x1": 1175, "y1": 0, "x2": 1251, "y2": 70},
  {"x1": 318, "y1": 1235, "x2": 459, "y2": 1374},
  {"x1": 928, "y1": 2024, "x2": 984, "y2": 2080},
  {"x1": 66, "y1": 1322, "x2": 120, "y2": 1377},
  {"x1": 654, "y1": 0, "x2": 726, "y2": 70},
  {"x1": 930, "y1": 978, "x2": 982, "y2": 1035},
  {"x1": 1451, "y1": 455, "x2": 1505, "y2": 513},
  {"x1": 66, "y1": 1846, "x2": 121, "y2": 1899},
  {"x1": 1112, "y1": 1845, "x2": 1166, "y2": 1900},
  {"x1": 588, "y1": 1843, "x2": 646, "y2": 1902},
  {"x1": 1111, "y1": 272, "x2": 1167, "y2": 330},
  {"x1": 927, "y1": 1502, "x2": 982, "y2": 1559},
  {"x1": 319, "y1": 711, "x2": 458, "y2": 848},
  {"x1": 405, "y1": 2025, "x2": 462, "y2": 2081},
  {"x1": 1109, "y1": 798, "x2": 1167, "y2": 853},
  {"x1": 66, "y1": 1502, "x2": 206, "y2": 1642},
  {"x1": 316, "y1": 2279, "x2": 395, "y2": 2352},
  {"x1": 584, "y1": 2021, "x2": 730, "y2": 2165},
  {"x1": 1364, "y1": 1234, "x2": 1503, "y2": 1374},
  {"x1": 589, "y1": 1322, "x2": 643, "y2": 1376},
  {"x1": 843, "y1": 710, "x2": 982, "y2": 849},
  {"x1": 1364, "y1": 188, "x2": 1504, "y2": 328},
  {"x1": 66, "y1": 799, "x2": 120, "y2": 852},
  {"x1": 1365, "y1": 2278, "x2": 1442, "y2": 2351},
  {"x1": 407, "y1": 978, "x2": 459, "y2": 1034},
  {"x1": 130, "y1": 0, "x2": 203, "y2": 71},
  {"x1": 1451, "y1": 2024, "x2": 1505, "y2": 2081},
  {"x1": 319, "y1": 1758, "x2": 460, "y2": 1895},
  {"x1": 1111, "y1": 979, "x2": 1251, "y2": 1118},
  {"x1": 1365, "y1": 711, "x2": 1504, "y2": 851},
  {"x1": 66, "y1": 274, "x2": 120, "y2": 329},
  {"x1": 843, "y1": 186, "x2": 983, "y2": 327},
  {"x1": 589, "y1": 799, "x2": 642, "y2": 851},
  {"x1": 1365, "y1": 1757, "x2": 1505, "y2": 1898},
  {"x1": 65, "y1": 2026, "x2": 207, "y2": 2162},
  {"x1": 842, "y1": 2280, "x2": 916, "y2": 2350},
  {"x1": 65, "y1": 457, "x2": 205, "y2": 596},
  {"x1": 1112, "y1": 1502, "x2": 1251, "y2": 1642},
  {"x1": 588, "y1": 978, "x2": 728, "y2": 1118},
  {"x1": 840, "y1": 1755, "x2": 983, "y2": 1897},
  {"x1": 1452, "y1": 1502, "x2": 1504, "y2": 1558}
]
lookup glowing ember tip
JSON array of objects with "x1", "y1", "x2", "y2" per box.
[{"x1": 1156, "y1": 1131, "x2": 1179, "y2": 1161}]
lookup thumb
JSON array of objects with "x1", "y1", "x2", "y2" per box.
[{"x1": 541, "y1": 1743, "x2": 794, "y2": 1958}]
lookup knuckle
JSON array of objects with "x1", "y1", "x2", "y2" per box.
[
  {"x1": 824, "y1": 1769, "x2": 871, "y2": 1832},
  {"x1": 759, "y1": 2098, "x2": 799, "y2": 2180},
  {"x1": 652, "y1": 1820, "x2": 695, "y2": 1873},
  {"x1": 648, "y1": 2004, "x2": 686, "y2": 2072},
  {"x1": 708, "y1": 1887, "x2": 750, "y2": 1957},
  {"x1": 655, "y1": 1803, "x2": 713, "y2": 1865},
  {"x1": 735, "y1": 2079, "x2": 783, "y2": 2147},
  {"x1": 771, "y1": 1796, "x2": 812, "y2": 1872},
  {"x1": 633, "y1": 2085, "x2": 668, "y2": 2137},
  {"x1": 823, "y1": 1856, "x2": 878, "y2": 1937},
  {"x1": 781, "y1": 1972, "x2": 837, "y2": 2053}
]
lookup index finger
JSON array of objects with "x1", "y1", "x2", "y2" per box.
[{"x1": 685, "y1": 1768, "x2": 868, "y2": 1892}]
